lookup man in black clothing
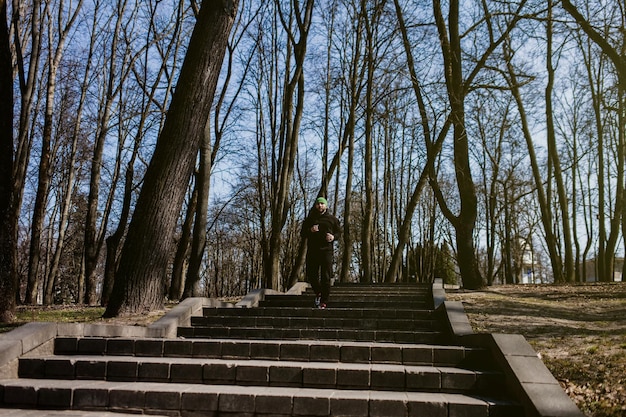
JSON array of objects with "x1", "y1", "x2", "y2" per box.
[{"x1": 301, "y1": 197, "x2": 341, "y2": 309}]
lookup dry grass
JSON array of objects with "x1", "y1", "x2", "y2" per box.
[
  {"x1": 446, "y1": 282, "x2": 626, "y2": 417},
  {"x1": 0, "y1": 304, "x2": 169, "y2": 334}
]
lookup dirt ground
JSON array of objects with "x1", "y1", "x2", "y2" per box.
[{"x1": 446, "y1": 283, "x2": 626, "y2": 417}]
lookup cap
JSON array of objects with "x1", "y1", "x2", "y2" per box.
[{"x1": 316, "y1": 197, "x2": 328, "y2": 205}]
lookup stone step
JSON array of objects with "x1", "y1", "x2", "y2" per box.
[
  {"x1": 190, "y1": 315, "x2": 441, "y2": 332},
  {"x1": 0, "y1": 378, "x2": 524, "y2": 417},
  {"x1": 177, "y1": 325, "x2": 445, "y2": 344},
  {"x1": 18, "y1": 355, "x2": 506, "y2": 395},
  {"x1": 266, "y1": 294, "x2": 431, "y2": 302},
  {"x1": 0, "y1": 409, "x2": 169, "y2": 417},
  {"x1": 304, "y1": 287, "x2": 431, "y2": 295},
  {"x1": 54, "y1": 337, "x2": 491, "y2": 367},
  {"x1": 259, "y1": 299, "x2": 432, "y2": 309},
  {"x1": 202, "y1": 306, "x2": 436, "y2": 320},
  {"x1": 332, "y1": 283, "x2": 432, "y2": 288}
]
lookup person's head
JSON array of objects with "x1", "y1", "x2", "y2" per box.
[{"x1": 315, "y1": 197, "x2": 328, "y2": 213}]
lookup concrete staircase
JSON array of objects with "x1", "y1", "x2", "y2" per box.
[{"x1": 0, "y1": 282, "x2": 584, "y2": 416}]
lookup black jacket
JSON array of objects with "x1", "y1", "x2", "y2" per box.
[{"x1": 301, "y1": 209, "x2": 341, "y2": 251}]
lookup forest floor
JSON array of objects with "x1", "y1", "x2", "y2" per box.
[
  {"x1": 446, "y1": 282, "x2": 626, "y2": 417},
  {"x1": 1, "y1": 284, "x2": 624, "y2": 416}
]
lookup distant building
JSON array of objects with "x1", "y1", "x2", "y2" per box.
[
  {"x1": 581, "y1": 257, "x2": 624, "y2": 282},
  {"x1": 518, "y1": 238, "x2": 537, "y2": 284}
]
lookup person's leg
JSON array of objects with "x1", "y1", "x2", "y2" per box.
[
  {"x1": 306, "y1": 251, "x2": 322, "y2": 296},
  {"x1": 319, "y1": 250, "x2": 333, "y2": 305}
]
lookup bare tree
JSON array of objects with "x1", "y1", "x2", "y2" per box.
[
  {"x1": 254, "y1": 0, "x2": 314, "y2": 291},
  {"x1": 0, "y1": 0, "x2": 16, "y2": 322},
  {"x1": 562, "y1": 0, "x2": 625, "y2": 281},
  {"x1": 545, "y1": 0, "x2": 575, "y2": 283},
  {"x1": 24, "y1": 0, "x2": 83, "y2": 304},
  {"x1": 183, "y1": 2, "x2": 259, "y2": 298},
  {"x1": 104, "y1": 0, "x2": 239, "y2": 317},
  {"x1": 104, "y1": 0, "x2": 187, "y2": 305},
  {"x1": 11, "y1": 0, "x2": 45, "y2": 305}
]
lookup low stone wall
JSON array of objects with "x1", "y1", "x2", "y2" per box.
[{"x1": 436, "y1": 282, "x2": 584, "y2": 417}]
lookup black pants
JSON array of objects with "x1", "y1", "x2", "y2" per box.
[{"x1": 306, "y1": 249, "x2": 333, "y2": 304}]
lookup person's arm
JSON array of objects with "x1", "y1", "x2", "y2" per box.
[{"x1": 332, "y1": 216, "x2": 342, "y2": 241}]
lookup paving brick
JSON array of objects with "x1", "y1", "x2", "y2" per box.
[
  {"x1": 135, "y1": 340, "x2": 164, "y2": 357},
  {"x1": 250, "y1": 342, "x2": 280, "y2": 360},
  {"x1": 109, "y1": 387, "x2": 145, "y2": 409},
  {"x1": 406, "y1": 393, "x2": 447, "y2": 417},
  {"x1": 371, "y1": 364, "x2": 406, "y2": 390},
  {"x1": 45, "y1": 358, "x2": 75, "y2": 378},
  {"x1": 78, "y1": 338, "x2": 107, "y2": 355},
  {"x1": 441, "y1": 368, "x2": 476, "y2": 391},
  {"x1": 106, "y1": 360, "x2": 138, "y2": 381},
  {"x1": 336, "y1": 367, "x2": 370, "y2": 389},
  {"x1": 3, "y1": 384, "x2": 37, "y2": 406},
  {"x1": 402, "y1": 346, "x2": 433, "y2": 365},
  {"x1": 38, "y1": 386, "x2": 72, "y2": 407},
  {"x1": 330, "y1": 391, "x2": 369, "y2": 417},
  {"x1": 75, "y1": 359, "x2": 107, "y2": 380},
  {"x1": 138, "y1": 361, "x2": 170, "y2": 382},
  {"x1": 371, "y1": 345, "x2": 402, "y2": 364},
  {"x1": 434, "y1": 346, "x2": 466, "y2": 366},
  {"x1": 340, "y1": 345, "x2": 370, "y2": 363},
  {"x1": 255, "y1": 391, "x2": 293, "y2": 414},
  {"x1": 145, "y1": 389, "x2": 181, "y2": 410},
  {"x1": 181, "y1": 391, "x2": 219, "y2": 412},
  {"x1": 302, "y1": 366, "x2": 336, "y2": 388},
  {"x1": 191, "y1": 341, "x2": 221, "y2": 358},
  {"x1": 171, "y1": 361, "x2": 203, "y2": 383},
  {"x1": 17, "y1": 358, "x2": 45, "y2": 378},
  {"x1": 218, "y1": 390, "x2": 254, "y2": 413},
  {"x1": 309, "y1": 344, "x2": 340, "y2": 362},
  {"x1": 405, "y1": 366, "x2": 440, "y2": 390},
  {"x1": 293, "y1": 393, "x2": 330, "y2": 416},
  {"x1": 53, "y1": 337, "x2": 78, "y2": 355},
  {"x1": 73, "y1": 385, "x2": 109, "y2": 408},
  {"x1": 106, "y1": 339, "x2": 135, "y2": 356},
  {"x1": 447, "y1": 394, "x2": 489, "y2": 417},
  {"x1": 269, "y1": 365, "x2": 302, "y2": 387},
  {"x1": 203, "y1": 362, "x2": 236, "y2": 383},
  {"x1": 280, "y1": 343, "x2": 309, "y2": 361},
  {"x1": 236, "y1": 364, "x2": 269, "y2": 384},
  {"x1": 369, "y1": 391, "x2": 408, "y2": 417},
  {"x1": 221, "y1": 341, "x2": 250, "y2": 359},
  {"x1": 163, "y1": 340, "x2": 192, "y2": 357}
]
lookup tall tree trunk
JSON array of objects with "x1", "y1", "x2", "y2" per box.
[
  {"x1": 83, "y1": 0, "x2": 128, "y2": 305},
  {"x1": 39, "y1": 0, "x2": 84, "y2": 305},
  {"x1": 104, "y1": 0, "x2": 238, "y2": 317},
  {"x1": 0, "y1": 0, "x2": 16, "y2": 322},
  {"x1": 169, "y1": 185, "x2": 197, "y2": 301},
  {"x1": 360, "y1": 0, "x2": 376, "y2": 283},
  {"x1": 504, "y1": 41, "x2": 564, "y2": 284},
  {"x1": 11, "y1": 0, "x2": 43, "y2": 305},
  {"x1": 104, "y1": 0, "x2": 184, "y2": 306},
  {"x1": 562, "y1": 0, "x2": 626, "y2": 282},
  {"x1": 264, "y1": 0, "x2": 314, "y2": 291},
  {"x1": 545, "y1": 0, "x2": 574, "y2": 283},
  {"x1": 386, "y1": 0, "x2": 445, "y2": 283},
  {"x1": 431, "y1": 0, "x2": 482, "y2": 289},
  {"x1": 183, "y1": 122, "x2": 211, "y2": 298}
]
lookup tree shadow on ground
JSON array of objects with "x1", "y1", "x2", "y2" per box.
[{"x1": 448, "y1": 284, "x2": 626, "y2": 339}]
